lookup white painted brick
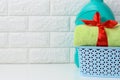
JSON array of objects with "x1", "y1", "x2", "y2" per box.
[
  {"x1": 0, "y1": 33, "x2": 8, "y2": 47},
  {"x1": 9, "y1": 33, "x2": 28, "y2": 47},
  {"x1": 29, "y1": 16, "x2": 69, "y2": 32},
  {"x1": 0, "y1": 17, "x2": 8, "y2": 31},
  {"x1": 27, "y1": 32, "x2": 49, "y2": 47},
  {"x1": 0, "y1": 48, "x2": 27, "y2": 63},
  {"x1": 8, "y1": 0, "x2": 49, "y2": 15},
  {"x1": 8, "y1": 16, "x2": 27, "y2": 31},
  {"x1": 9, "y1": 32, "x2": 49, "y2": 47},
  {"x1": 0, "y1": 16, "x2": 27, "y2": 31},
  {"x1": 50, "y1": 32, "x2": 73, "y2": 47},
  {"x1": 70, "y1": 16, "x2": 76, "y2": 32},
  {"x1": 29, "y1": 48, "x2": 69, "y2": 63},
  {"x1": 0, "y1": 0, "x2": 7, "y2": 15},
  {"x1": 70, "y1": 48, "x2": 75, "y2": 63},
  {"x1": 51, "y1": 0, "x2": 89, "y2": 16},
  {"x1": 105, "y1": 0, "x2": 120, "y2": 16}
]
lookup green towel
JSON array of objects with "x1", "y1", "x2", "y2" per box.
[{"x1": 74, "y1": 24, "x2": 120, "y2": 47}]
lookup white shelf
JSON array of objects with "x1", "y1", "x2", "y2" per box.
[{"x1": 0, "y1": 64, "x2": 119, "y2": 80}]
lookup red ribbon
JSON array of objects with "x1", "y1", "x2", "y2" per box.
[{"x1": 82, "y1": 12, "x2": 118, "y2": 46}]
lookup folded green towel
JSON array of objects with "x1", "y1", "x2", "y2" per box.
[{"x1": 74, "y1": 24, "x2": 120, "y2": 47}]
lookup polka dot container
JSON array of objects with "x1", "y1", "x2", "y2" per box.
[{"x1": 77, "y1": 46, "x2": 120, "y2": 78}]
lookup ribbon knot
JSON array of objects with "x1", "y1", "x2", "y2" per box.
[
  {"x1": 82, "y1": 12, "x2": 118, "y2": 46},
  {"x1": 97, "y1": 24, "x2": 102, "y2": 27}
]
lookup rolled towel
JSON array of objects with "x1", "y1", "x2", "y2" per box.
[{"x1": 74, "y1": 24, "x2": 120, "y2": 47}]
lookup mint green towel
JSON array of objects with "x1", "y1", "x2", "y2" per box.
[{"x1": 74, "y1": 24, "x2": 120, "y2": 47}]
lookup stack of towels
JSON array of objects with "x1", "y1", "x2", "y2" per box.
[{"x1": 74, "y1": 24, "x2": 120, "y2": 47}]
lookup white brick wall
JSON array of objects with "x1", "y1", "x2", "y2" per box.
[
  {"x1": 0, "y1": 16, "x2": 27, "y2": 31},
  {"x1": 0, "y1": 0, "x2": 119, "y2": 63},
  {"x1": 0, "y1": 48, "x2": 28, "y2": 63},
  {"x1": 8, "y1": 0, "x2": 50, "y2": 15},
  {"x1": 50, "y1": 32, "x2": 73, "y2": 47},
  {"x1": 29, "y1": 48, "x2": 69, "y2": 63},
  {"x1": 29, "y1": 16, "x2": 69, "y2": 31},
  {"x1": 9, "y1": 32, "x2": 49, "y2": 48}
]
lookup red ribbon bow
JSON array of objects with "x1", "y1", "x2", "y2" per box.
[{"x1": 82, "y1": 12, "x2": 118, "y2": 46}]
